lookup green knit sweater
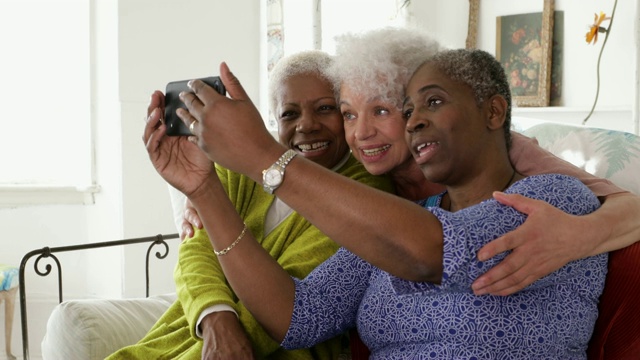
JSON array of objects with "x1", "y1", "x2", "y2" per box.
[{"x1": 107, "y1": 154, "x2": 393, "y2": 359}]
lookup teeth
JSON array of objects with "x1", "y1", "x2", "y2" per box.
[
  {"x1": 297, "y1": 142, "x2": 329, "y2": 152},
  {"x1": 416, "y1": 142, "x2": 437, "y2": 152},
  {"x1": 362, "y1": 145, "x2": 391, "y2": 156}
]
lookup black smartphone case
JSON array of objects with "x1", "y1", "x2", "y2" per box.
[{"x1": 164, "y1": 76, "x2": 226, "y2": 136}]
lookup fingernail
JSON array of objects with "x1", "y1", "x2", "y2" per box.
[
  {"x1": 474, "y1": 288, "x2": 487, "y2": 296},
  {"x1": 476, "y1": 251, "x2": 486, "y2": 261},
  {"x1": 187, "y1": 80, "x2": 194, "y2": 89},
  {"x1": 472, "y1": 283, "x2": 486, "y2": 294}
]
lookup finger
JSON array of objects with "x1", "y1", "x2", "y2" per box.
[
  {"x1": 493, "y1": 192, "x2": 539, "y2": 215},
  {"x1": 145, "y1": 106, "x2": 163, "y2": 127},
  {"x1": 176, "y1": 107, "x2": 197, "y2": 135},
  {"x1": 219, "y1": 62, "x2": 251, "y2": 102},
  {"x1": 147, "y1": 90, "x2": 165, "y2": 118},
  {"x1": 476, "y1": 272, "x2": 538, "y2": 296},
  {"x1": 187, "y1": 77, "x2": 225, "y2": 109},
  {"x1": 143, "y1": 107, "x2": 165, "y2": 149},
  {"x1": 185, "y1": 207, "x2": 203, "y2": 229},
  {"x1": 490, "y1": 283, "x2": 531, "y2": 296},
  {"x1": 477, "y1": 231, "x2": 521, "y2": 261},
  {"x1": 181, "y1": 222, "x2": 194, "y2": 240},
  {"x1": 472, "y1": 258, "x2": 528, "y2": 295},
  {"x1": 179, "y1": 88, "x2": 205, "y2": 114}
]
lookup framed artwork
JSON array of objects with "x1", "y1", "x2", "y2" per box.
[
  {"x1": 548, "y1": 11, "x2": 563, "y2": 106},
  {"x1": 466, "y1": 0, "x2": 555, "y2": 107}
]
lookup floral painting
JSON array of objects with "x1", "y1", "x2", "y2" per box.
[{"x1": 496, "y1": 11, "x2": 563, "y2": 106}]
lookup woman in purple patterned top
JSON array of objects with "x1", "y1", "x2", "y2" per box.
[{"x1": 276, "y1": 49, "x2": 606, "y2": 359}]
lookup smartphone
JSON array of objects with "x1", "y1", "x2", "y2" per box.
[{"x1": 164, "y1": 76, "x2": 226, "y2": 136}]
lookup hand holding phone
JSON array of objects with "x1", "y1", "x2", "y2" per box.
[{"x1": 164, "y1": 76, "x2": 226, "y2": 136}]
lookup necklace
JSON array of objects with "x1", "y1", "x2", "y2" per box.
[{"x1": 445, "y1": 169, "x2": 517, "y2": 211}]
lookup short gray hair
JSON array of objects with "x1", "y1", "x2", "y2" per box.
[
  {"x1": 268, "y1": 50, "x2": 334, "y2": 118},
  {"x1": 421, "y1": 48, "x2": 512, "y2": 148}
]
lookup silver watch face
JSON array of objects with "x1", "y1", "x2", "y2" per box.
[{"x1": 264, "y1": 168, "x2": 283, "y2": 187}]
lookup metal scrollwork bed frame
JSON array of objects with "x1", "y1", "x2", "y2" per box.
[{"x1": 18, "y1": 233, "x2": 180, "y2": 360}]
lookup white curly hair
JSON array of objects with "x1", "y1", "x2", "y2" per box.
[{"x1": 328, "y1": 26, "x2": 442, "y2": 109}]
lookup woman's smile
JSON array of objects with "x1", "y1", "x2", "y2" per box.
[{"x1": 411, "y1": 139, "x2": 440, "y2": 166}]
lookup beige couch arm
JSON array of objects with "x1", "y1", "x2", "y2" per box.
[{"x1": 41, "y1": 293, "x2": 176, "y2": 360}]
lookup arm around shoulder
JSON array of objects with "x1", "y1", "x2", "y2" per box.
[{"x1": 586, "y1": 192, "x2": 640, "y2": 255}]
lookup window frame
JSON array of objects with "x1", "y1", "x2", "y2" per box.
[{"x1": 0, "y1": 0, "x2": 97, "y2": 207}]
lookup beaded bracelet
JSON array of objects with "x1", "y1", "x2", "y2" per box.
[{"x1": 214, "y1": 223, "x2": 248, "y2": 256}]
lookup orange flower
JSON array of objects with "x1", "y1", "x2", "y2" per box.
[
  {"x1": 511, "y1": 28, "x2": 526, "y2": 45},
  {"x1": 586, "y1": 11, "x2": 611, "y2": 44}
]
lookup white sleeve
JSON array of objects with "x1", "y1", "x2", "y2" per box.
[
  {"x1": 168, "y1": 184, "x2": 187, "y2": 232},
  {"x1": 195, "y1": 304, "x2": 238, "y2": 338}
]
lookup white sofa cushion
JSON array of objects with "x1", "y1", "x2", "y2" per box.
[
  {"x1": 41, "y1": 293, "x2": 176, "y2": 360},
  {"x1": 522, "y1": 122, "x2": 640, "y2": 195}
]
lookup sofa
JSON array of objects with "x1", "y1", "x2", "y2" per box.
[{"x1": 37, "y1": 120, "x2": 640, "y2": 359}]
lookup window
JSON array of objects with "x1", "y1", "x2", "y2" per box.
[
  {"x1": 0, "y1": 0, "x2": 95, "y2": 204},
  {"x1": 282, "y1": 0, "x2": 406, "y2": 56}
]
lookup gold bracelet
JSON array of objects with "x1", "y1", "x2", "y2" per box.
[{"x1": 214, "y1": 223, "x2": 248, "y2": 256}]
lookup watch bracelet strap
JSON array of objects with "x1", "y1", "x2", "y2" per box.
[
  {"x1": 262, "y1": 149, "x2": 297, "y2": 194},
  {"x1": 276, "y1": 149, "x2": 297, "y2": 168}
]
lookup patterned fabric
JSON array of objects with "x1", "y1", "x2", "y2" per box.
[
  {"x1": 283, "y1": 174, "x2": 607, "y2": 359},
  {"x1": 0, "y1": 264, "x2": 18, "y2": 291}
]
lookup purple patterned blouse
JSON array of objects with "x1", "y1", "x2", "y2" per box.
[{"x1": 282, "y1": 174, "x2": 607, "y2": 359}]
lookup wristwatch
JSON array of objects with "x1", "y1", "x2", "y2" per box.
[{"x1": 262, "y1": 149, "x2": 297, "y2": 194}]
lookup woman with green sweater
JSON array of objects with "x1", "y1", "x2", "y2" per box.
[{"x1": 107, "y1": 50, "x2": 392, "y2": 359}]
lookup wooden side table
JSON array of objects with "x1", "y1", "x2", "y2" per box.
[{"x1": 0, "y1": 265, "x2": 18, "y2": 360}]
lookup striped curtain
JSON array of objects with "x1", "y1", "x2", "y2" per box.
[{"x1": 267, "y1": 0, "x2": 284, "y2": 72}]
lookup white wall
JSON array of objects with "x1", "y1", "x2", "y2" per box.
[{"x1": 0, "y1": 0, "x2": 261, "y2": 358}]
